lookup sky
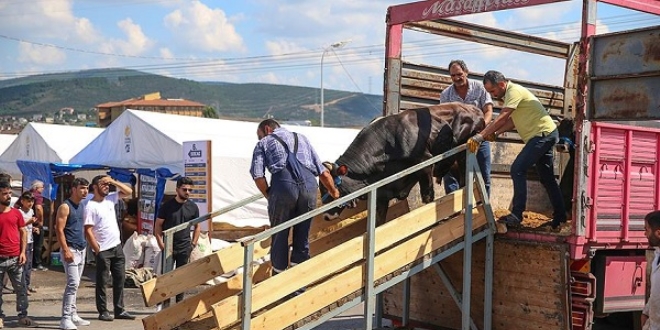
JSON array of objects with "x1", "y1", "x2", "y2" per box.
[{"x1": 0, "y1": 0, "x2": 658, "y2": 95}]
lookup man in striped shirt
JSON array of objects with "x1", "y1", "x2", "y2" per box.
[
  {"x1": 250, "y1": 119, "x2": 339, "y2": 279},
  {"x1": 440, "y1": 59, "x2": 493, "y2": 196}
]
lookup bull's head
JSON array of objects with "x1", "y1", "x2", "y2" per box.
[{"x1": 319, "y1": 162, "x2": 356, "y2": 220}]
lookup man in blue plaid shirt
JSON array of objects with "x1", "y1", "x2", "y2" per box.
[
  {"x1": 440, "y1": 59, "x2": 494, "y2": 196},
  {"x1": 250, "y1": 119, "x2": 339, "y2": 279}
]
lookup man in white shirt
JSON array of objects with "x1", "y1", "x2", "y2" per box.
[
  {"x1": 83, "y1": 175, "x2": 135, "y2": 322},
  {"x1": 439, "y1": 59, "x2": 493, "y2": 196},
  {"x1": 644, "y1": 210, "x2": 660, "y2": 330}
]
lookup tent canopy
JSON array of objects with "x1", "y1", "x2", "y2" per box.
[
  {"x1": 0, "y1": 123, "x2": 103, "y2": 177},
  {"x1": 71, "y1": 110, "x2": 360, "y2": 227}
]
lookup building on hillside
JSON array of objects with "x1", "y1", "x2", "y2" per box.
[{"x1": 96, "y1": 92, "x2": 206, "y2": 127}]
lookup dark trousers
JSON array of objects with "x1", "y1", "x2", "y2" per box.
[
  {"x1": 444, "y1": 141, "x2": 491, "y2": 196},
  {"x1": 22, "y1": 243, "x2": 33, "y2": 288},
  {"x1": 95, "y1": 245, "x2": 126, "y2": 315},
  {"x1": 172, "y1": 246, "x2": 191, "y2": 303},
  {"x1": 268, "y1": 167, "x2": 317, "y2": 274},
  {"x1": 510, "y1": 129, "x2": 566, "y2": 222},
  {"x1": 32, "y1": 230, "x2": 44, "y2": 267}
]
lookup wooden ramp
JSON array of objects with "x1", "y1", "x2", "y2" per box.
[{"x1": 140, "y1": 187, "x2": 490, "y2": 330}]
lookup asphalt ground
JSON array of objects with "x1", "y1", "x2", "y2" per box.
[{"x1": 0, "y1": 265, "x2": 630, "y2": 330}]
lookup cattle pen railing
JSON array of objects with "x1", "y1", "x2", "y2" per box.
[{"x1": 150, "y1": 144, "x2": 497, "y2": 330}]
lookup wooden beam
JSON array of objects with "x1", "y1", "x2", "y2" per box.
[
  {"x1": 141, "y1": 262, "x2": 271, "y2": 330},
  {"x1": 210, "y1": 190, "x2": 474, "y2": 329},
  {"x1": 140, "y1": 237, "x2": 272, "y2": 307},
  {"x1": 141, "y1": 200, "x2": 409, "y2": 330},
  {"x1": 247, "y1": 211, "x2": 488, "y2": 330},
  {"x1": 140, "y1": 199, "x2": 374, "y2": 307}
]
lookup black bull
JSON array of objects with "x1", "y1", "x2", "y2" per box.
[{"x1": 320, "y1": 103, "x2": 485, "y2": 224}]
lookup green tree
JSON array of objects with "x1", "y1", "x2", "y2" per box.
[{"x1": 202, "y1": 106, "x2": 219, "y2": 119}]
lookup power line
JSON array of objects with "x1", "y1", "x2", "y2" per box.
[{"x1": 0, "y1": 12, "x2": 657, "y2": 81}]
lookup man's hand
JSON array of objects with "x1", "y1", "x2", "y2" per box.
[
  {"x1": 18, "y1": 252, "x2": 26, "y2": 266},
  {"x1": 467, "y1": 134, "x2": 484, "y2": 153},
  {"x1": 63, "y1": 248, "x2": 74, "y2": 263},
  {"x1": 641, "y1": 313, "x2": 649, "y2": 328}
]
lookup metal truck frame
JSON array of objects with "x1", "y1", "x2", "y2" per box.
[{"x1": 383, "y1": 0, "x2": 660, "y2": 329}]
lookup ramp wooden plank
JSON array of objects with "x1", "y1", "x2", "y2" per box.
[
  {"x1": 140, "y1": 200, "x2": 375, "y2": 307},
  {"x1": 142, "y1": 262, "x2": 271, "y2": 330},
  {"x1": 247, "y1": 212, "x2": 488, "y2": 330},
  {"x1": 140, "y1": 237, "x2": 272, "y2": 306},
  {"x1": 142, "y1": 200, "x2": 409, "y2": 330},
  {"x1": 211, "y1": 190, "x2": 478, "y2": 329}
]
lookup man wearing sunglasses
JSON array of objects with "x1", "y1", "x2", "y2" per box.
[
  {"x1": 154, "y1": 177, "x2": 200, "y2": 303},
  {"x1": 83, "y1": 175, "x2": 135, "y2": 322}
]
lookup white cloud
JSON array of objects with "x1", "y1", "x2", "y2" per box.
[
  {"x1": 18, "y1": 43, "x2": 66, "y2": 65},
  {"x1": 160, "y1": 48, "x2": 174, "y2": 59},
  {"x1": 164, "y1": 1, "x2": 245, "y2": 52},
  {"x1": 99, "y1": 18, "x2": 153, "y2": 56}
]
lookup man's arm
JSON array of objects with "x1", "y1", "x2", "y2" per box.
[
  {"x1": 18, "y1": 227, "x2": 27, "y2": 265},
  {"x1": 55, "y1": 204, "x2": 74, "y2": 263},
  {"x1": 482, "y1": 103, "x2": 493, "y2": 125},
  {"x1": 34, "y1": 204, "x2": 44, "y2": 227},
  {"x1": 480, "y1": 107, "x2": 514, "y2": 138},
  {"x1": 84, "y1": 225, "x2": 101, "y2": 255},
  {"x1": 319, "y1": 170, "x2": 340, "y2": 199},
  {"x1": 154, "y1": 217, "x2": 166, "y2": 251},
  {"x1": 108, "y1": 178, "x2": 133, "y2": 198},
  {"x1": 254, "y1": 177, "x2": 269, "y2": 199},
  {"x1": 192, "y1": 223, "x2": 201, "y2": 247}
]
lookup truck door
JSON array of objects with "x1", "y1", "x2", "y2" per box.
[
  {"x1": 582, "y1": 25, "x2": 660, "y2": 244},
  {"x1": 589, "y1": 25, "x2": 660, "y2": 120}
]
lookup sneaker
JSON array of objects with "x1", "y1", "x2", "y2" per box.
[
  {"x1": 498, "y1": 213, "x2": 522, "y2": 226},
  {"x1": 35, "y1": 265, "x2": 47, "y2": 271},
  {"x1": 27, "y1": 286, "x2": 37, "y2": 293},
  {"x1": 18, "y1": 317, "x2": 38, "y2": 327},
  {"x1": 60, "y1": 318, "x2": 78, "y2": 330},
  {"x1": 98, "y1": 311, "x2": 113, "y2": 322},
  {"x1": 72, "y1": 315, "x2": 91, "y2": 326}
]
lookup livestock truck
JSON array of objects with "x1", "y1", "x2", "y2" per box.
[{"x1": 380, "y1": 0, "x2": 660, "y2": 329}]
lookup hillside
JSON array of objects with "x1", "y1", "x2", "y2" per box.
[{"x1": 0, "y1": 68, "x2": 382, "y2": 127}]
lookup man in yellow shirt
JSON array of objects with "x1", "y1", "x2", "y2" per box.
[{"x1": 467, "y1": 70, "x2": 566, "y2": 229}]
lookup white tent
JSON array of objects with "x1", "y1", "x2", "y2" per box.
[
  {"x1": 70, "y1": 110, "x2": 360, "y2": 227},
  {"x1": 0, "y1": 123, "x2": 103, "y2": 177},
  {"x1": 0, "y1": 134, "x2": 17, "y2": 157}
]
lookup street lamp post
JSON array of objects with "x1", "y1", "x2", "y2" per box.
[{"x1": 320, "y1": 40, "x2": 350, "y2": 127}]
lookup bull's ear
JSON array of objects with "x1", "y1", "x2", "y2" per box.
[{"x1": 337, "y1": 165, "x2": 348, "y2": 176}]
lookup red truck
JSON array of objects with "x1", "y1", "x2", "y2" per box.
[{"x1": 381, "y1": 0, "x2": 660, "y2": 329}]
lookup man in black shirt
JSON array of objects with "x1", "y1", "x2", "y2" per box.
[{"x1": 154, "y1": 177, "x2": 200, "y2": 303}]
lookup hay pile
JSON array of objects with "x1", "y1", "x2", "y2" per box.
[{"x1": 494, "y1": 209, "x2": 571, "y2": 234}]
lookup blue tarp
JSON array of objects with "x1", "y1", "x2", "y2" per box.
[{"x1": 16, "y1": 160, "x2": 176, "y2": 215}]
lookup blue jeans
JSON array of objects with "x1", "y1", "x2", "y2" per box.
[
  {"x1": 62, "y1": 248, "x2": 85, "y2": 320},
  {"x1": 510, "y1": 129, "x2": 566, "y2": 221},
  {"x1": 0, "y1": 256, "x2": 28, "y2": 319},
  {"x1": 444, "y1": 141, "x2": 491, "y2": 197}
]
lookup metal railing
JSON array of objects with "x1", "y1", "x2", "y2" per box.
[
  {"x1": 160, "y1": 143, "x2": 496, "y2": 330},
  {"x1": 160, "y1": 193, "x2": 263, "y2": 273}
]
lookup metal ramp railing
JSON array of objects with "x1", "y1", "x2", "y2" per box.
[{"x1": 140, "y1": 144, "x2": 497, "y2": 330}]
